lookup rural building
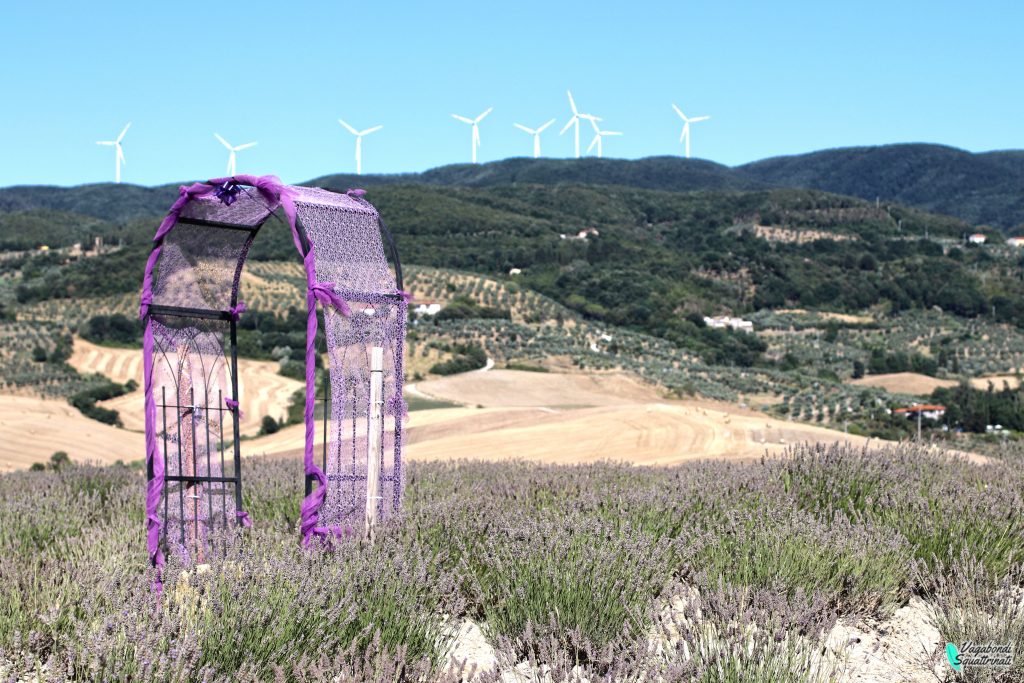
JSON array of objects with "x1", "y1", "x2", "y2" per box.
[
  {"x1": 893, "y1": 404, "x2": 946, "y2": 421},
  {"x1": 1006, "y1": 237, "x2": 1024, "y2": 248},
  {"x1": 413, "y1": 301, "x2": 443, "y2": 316},
  {"x1": 703, "y1": 316, "x2": 754, "y2": 333},
  {"x1": 509, "y1": 268, "x2": 522, "y2": 276},
  {"x1": 559, "y1": 228, "x2": 600, "y2": 241},
  {"x1": 968, "y1": 233, "x2": 987, "y2": 244}
]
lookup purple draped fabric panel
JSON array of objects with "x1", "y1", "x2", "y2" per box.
[
  {"x1": 299, "y1": 248, "x2": 355, "y2": 546},
  {"x1": 140, "y1": 174, "x2": 295, "y2": 587}
]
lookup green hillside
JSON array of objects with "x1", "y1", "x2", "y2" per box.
[
  {"x1": 9, "y1": 181, "x2": 1024, "y2": 367},
  {"x1": 739, "y1": 144, "x2": 1024, "y2": 230}
]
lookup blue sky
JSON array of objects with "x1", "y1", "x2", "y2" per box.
[{"x1": 1, "y1": 1, "x2": 1020, "y2": 186}]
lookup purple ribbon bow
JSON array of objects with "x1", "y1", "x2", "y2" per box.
[
  {"x1": 214, "y1": 181, "x2": 242, "y2": 206},
  {"x1": 345, "y1": 188, "x2": 366, "y2": 197},
  {"x1": 228, "y1": 301, "x2": 247, "y2": 321},
  {"x1": 309, "y1": 282, "x2": 352, "y2": 317}
]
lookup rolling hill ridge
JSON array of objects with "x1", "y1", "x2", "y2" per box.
[{"x1": 0, "y1": 144, "x2": 1021, "y2": 229}]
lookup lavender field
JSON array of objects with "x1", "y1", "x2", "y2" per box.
[{"x1": 2, "y1": 444, "x2": 1023, "y2": 682}]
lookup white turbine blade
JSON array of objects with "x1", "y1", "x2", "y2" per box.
[
  {"x1": 567, "y1": 90, "x2": 578, "y2": 115},
  {"x1": 473, "y1": 124, "x2": 481, "y2": 147},
  {"x1": 603, "y1": 131, "x2": 623, "y2": 136},
  {"x1": 338, "y1": 119, "x2": 359, "y2": 135},
  {"x1": 475, "y1": 107, "x2": 493, "y2": 123},
  {"x1": 672, "y1": 103, "x2": 685, "y2": 120},
  {"x1": 116, "y1": 122, "x2": 132, "y2": 143},
  {"x1": 587, "y1": 135, "x2": 599, "y2": 153},
  {"x1": 513, "y1": 123, "x2": 534, "y2": 134},
  {"x1": 361, "y1": 125, "x2": 383, "y2": 135},
  {"x1": 234, "y1": 141, "x2": 258, "y2": 151},
  {"x1": 559, "y1": 117, "x2": 576, "y2": 135},
  {"x1": 452, "y1": 114, "x2": 473, "y2": 124},
  {"x1": 536, "y1": 118, "x2": 556, "y2": 133},
  {"x1": 580, "y1": 114, "x2": 602, "y2": 122},
  {"x1": 690, "y1": 116, "x2": 711, "y2": 123},
  {"x1": 588, "y1": 117, "x2": 601, "y2": 133},
  {"x1": 214, "y1": 133, "x2": 232, "y2": 150},
  {"x1": 117, "y1": 144, "x2": 126, "y2": 164},
  {"x1": 680, "y1": 122, "x2": 689, "y2": 143}
]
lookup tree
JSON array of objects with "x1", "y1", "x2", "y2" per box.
[
  {"x1": 852, "y1": 360, "x2": 865, "y2": 379},
  {"x1": 259, "y1": 416, "x2": 280, "y2": 435},
  {"x1": 49, "y1": 451, "x2": 70, "y2": 470}
]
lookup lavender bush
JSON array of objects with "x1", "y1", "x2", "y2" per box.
[{"x1": 2, "y1": 441, "x2": 1023, "y2": 680}]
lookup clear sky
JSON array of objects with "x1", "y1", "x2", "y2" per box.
[{"x1": 1, "y1": 0, "x2": 1020, "y2": 187}]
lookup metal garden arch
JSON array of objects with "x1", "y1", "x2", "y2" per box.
[{"x1": 139, "y1": 175, "x2": 408, "y2": 588}]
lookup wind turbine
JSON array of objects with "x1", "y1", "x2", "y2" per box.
[
  {"x1": 513, "y1": 119, "x2": 556, "y2": 158},
  {"x1": 96, "y1": 122, "x2": 131, "y2": 183},
  {"x1": 559, "y1": 91, "x2": 601, "y2": 158},
  {"x1": 586, "y1": 118, "x2": 623, "y2": 158},
  {"x1": 451, "y1": 108, "x2": 493, "y2": 163},
  {"x1": 338, "y1": 119, "x2": 383, "y2": 175},
  {"x1": 671, "y1": 104, "x2": 710, "y2": 158},
  {"x1": 214, "y1": 133, "x2": 257, "y2": 176}
]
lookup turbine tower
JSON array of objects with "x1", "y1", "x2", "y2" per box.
[
  {"x1": 214, "y1": 133, "x2": 257, "y2": 176},
  {"x1": 96, "y1": 122, "x2": 131, "y2": 184},
  {"x1": 586, "y1": 118, "x2": 623, "y2": 158},
  {"x1": 338, "y1": 119, "x2": 383, "y2": 175},
  {"x1": 513, "y1": 119, "x2": 556, "y2": 158},
  {"x1": 671, "y1": 104, "x2": 710, "y2": 159},
  {"x1": 451, "y1": 107, "x2": 493, "y2": 163},
  {"x1": 559, "y1": 91, "x2": 600, "y2": 158}
]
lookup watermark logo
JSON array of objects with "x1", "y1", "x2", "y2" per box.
[{"x1": 946, "y1": 641, "x2": 1014, "y2": 671}]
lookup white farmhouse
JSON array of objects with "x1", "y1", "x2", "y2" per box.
[
  {"x1": 703, "y1": 316, "x2": 754, "y2": 334},
  {"x1": 414, "y1": 301, "x2": 443, "y2": 316}
]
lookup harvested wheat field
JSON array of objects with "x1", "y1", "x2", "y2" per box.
[
  {"x1": 69, "y1": 337, "x2": 302, "y2": 436},
  {"x1": 0, "y1": 395, "x2": 143, "y2": 471},
  {"x1": 849, "y1": 371, "x2": 1022, "y2": 395},
  {"x1": 248, "y1": 370, "x2": 904, "y2": 466},
  {"x1": 849, "y1": 372, "x2": 958, "y2": 395},
  {"x1": 409, "y1": 368, "x2": 662, "y2": 407}
]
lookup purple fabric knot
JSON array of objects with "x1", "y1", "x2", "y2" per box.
[
  {"x1": 346, "y1": 188, "x2": 366, "y2": 197},
  {"x1": 235, "y1": 510, "x2": 252, "y2": 528},
  {"x1": 228, "y1": 301, "x2": 247, "y2": 321},
  {"x1": 224, "y1": 397, "x2": 243, "y2": 419},
  {"x1": 396, "y1": 289, "x2": 414, "y2": 304},
  {"x1": 214, "y1": 181, "x2": 242, "y2": 206},
  {"x1": 309, "y1": 282, "x2": 352, "y2": 317}
]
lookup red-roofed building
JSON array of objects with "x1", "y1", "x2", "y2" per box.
[{"x1": 893, "y1": 404, "x2": 946, "y2": 420}]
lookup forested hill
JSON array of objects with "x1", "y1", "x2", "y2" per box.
[
  {"x1": 737, "y1": 144, "x2": 1024, "y2": 231},
  {"x1": 1, "y1": 144, "x2": 1022, "y2": 229},
  {"x1": 10, "y1": 182, "x2": 1024, "y2": 367}
]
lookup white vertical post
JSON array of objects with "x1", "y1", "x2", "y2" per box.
[{"x1": 365, "y1": 346, "x2": 384, "y2": 542}]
